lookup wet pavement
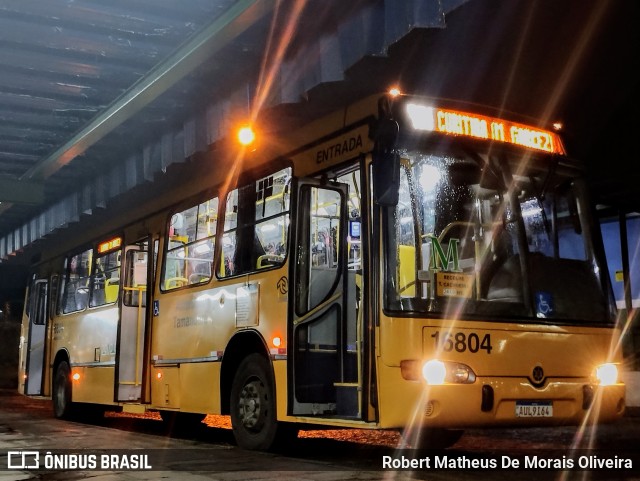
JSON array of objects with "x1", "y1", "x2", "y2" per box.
[{"x1": 1, "y1": 389, "x2": 639, "y2": 481}]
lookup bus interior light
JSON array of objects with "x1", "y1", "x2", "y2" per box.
[{"x1": 595, "y1": 363, "x2": 619, "y2": 386}]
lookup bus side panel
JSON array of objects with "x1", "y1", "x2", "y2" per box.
[
  {"x1": 71, "y1": 367, "x2": 115, "y2": 404},
  {"x1": 150, "y1": 283, "x2": 236, "y2": 411},
  {"x1": 52, "y1": 307, "x2": 119, "y2": 405},
  {"x1": 151, "y1": 366, "x2": 180, "y2": 408},
  {"x1": 273, "y1": 359, "x2": 288, "y2": 420},
  {"x1": 179, "y1": 362, "x2": 221, "y2": 414}
]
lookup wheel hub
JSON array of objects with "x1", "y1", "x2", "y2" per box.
[{"x1": 238, "y1": 381, "x2": 262, "y2": 429}]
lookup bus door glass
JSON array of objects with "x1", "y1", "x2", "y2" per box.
[
  {"x1": 116, "y1": 239, "x2": 150, "y2": 402},
  {"x1": 291, "y1": 178, "x2": 358, "y2": 417},
  {"x1": 25, "y1": 279, "x2": 48, "y2": 395}
]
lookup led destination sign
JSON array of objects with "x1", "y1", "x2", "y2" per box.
[
  {"x1": 97, "y1": 236, "x2": 122, "y2": 254},
  {"x1": 406, "y1": 103, "x2": 565, "y2": 154}
]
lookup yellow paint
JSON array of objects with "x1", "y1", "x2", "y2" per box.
[
  {"x1": 122, "y1": 404, "x2": 146, "y2": 414},
  {"x1": 151, "y1": 367, "x2": 180, "y2": 409},
  {"x1": 180, "y1": 363, "x2": 221, "y2": 414},
  {"x1": 71, "y1": 367, "x2": 116, "y2": 404}
]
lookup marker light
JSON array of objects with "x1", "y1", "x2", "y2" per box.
[
  {"x1": 237, "y1": 126, "x2": 256, "y2": 146},
  {"x1": 595, "y1": 363, "x2": 619, "y2": 386},
  {"x1": 388, "y1": 87, "x2": 401, "y2": 97},
  {"x1": 72, "y1": 373, "x2": 81, "y2": 381},
  {"x1": 156, "y1": 371, "x2": 163, "y2": 380},
  {"x1": 272, "y1": 336, "x2": 282, "y2": 348}
]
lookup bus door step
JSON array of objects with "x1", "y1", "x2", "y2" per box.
[
  {"x1": 122, "y1": 403, "x2": 146, "y2": 414},
  {"x1": 334, "y1": 382, "x2": 359, "y2": 417}
]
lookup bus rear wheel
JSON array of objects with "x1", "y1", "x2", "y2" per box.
[
  {"x1": 230, "y1": 353, "x2": 281, "y2": 450},
  {"x1": 53, "y1": 361, "x2": 73, "y2": 419}
]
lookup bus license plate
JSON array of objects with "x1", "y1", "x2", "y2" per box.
[{"x1": 515, "y1": 401, "x2": 553, "y2": 417}]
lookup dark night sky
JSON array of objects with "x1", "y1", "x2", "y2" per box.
[{"x1": 383, "y1": 0, "x2": 639, "y2": 211}]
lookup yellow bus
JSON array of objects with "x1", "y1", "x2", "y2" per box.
[{"x1": 18, "y1": 90, "x2": 625, "y2": 450}]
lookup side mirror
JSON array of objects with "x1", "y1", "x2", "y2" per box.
[
  {"x1": 372, "y1": 150, "x2": 400, "y2": 206},
  {"x1": 371, "y1": 117, "x2": 400, "y2": 206}
]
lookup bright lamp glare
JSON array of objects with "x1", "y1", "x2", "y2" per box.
[
  {"x1": 595, "y1": 363, "x2": 618, "y2": 386},
  {"x1": 419, "y1": 164, "x2": 441, "y2": 192},
  {"x1": 237, "y1": 126, "x2": 255, "y2": 146},
  {"x1": 422, "y1": 360, "x2": 446, "y2": 385},
  {"x1": 406, "y1": 104, "x2": 435, "y2": 131}
]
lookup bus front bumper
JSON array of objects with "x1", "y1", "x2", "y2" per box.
[{"x1": 378, "y1": 369, "x2": 626, "y2": 429}]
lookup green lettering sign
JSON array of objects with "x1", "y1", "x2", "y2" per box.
[{"x1": 427, "y1": 234, "x2": 460, "y2": 272}]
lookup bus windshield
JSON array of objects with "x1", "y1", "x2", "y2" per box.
[{"x1": 385, "y1": 147, "x2": 615, "y2": 324}]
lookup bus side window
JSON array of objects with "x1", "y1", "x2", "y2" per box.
[
  {"x1": 162, "y1": 197, "x2": 217, "y2": 290},
  {"x1": 220, "y1": 167, "x2": 290, "y2": 278},
  {"x1": 90, "y1": 249, "x2": 121, "y2": 307},
  {"x1": 61, "y1": 249, "x2": 92, "y2": 313}
]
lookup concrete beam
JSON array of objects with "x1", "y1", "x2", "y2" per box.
[
  {"x1": 0, "y1": 178, "x2": 43, "y2": 204},
  {"x1": 19, "y1": 0, "x2": 272, "y2": 182}
]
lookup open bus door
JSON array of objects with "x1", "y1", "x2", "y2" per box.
[
  {"x1": 290, "y1": 178, "x2": 363, "y2": 418},
  {"x1": 24, "y1": 279, "x2": 48, "y2": 395},
  {"x1": 115, "y1": 239, "x2": 151, "y2": 402}
]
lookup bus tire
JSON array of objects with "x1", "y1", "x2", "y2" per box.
[
  {"x1": 230, "y1": 353, "x2": 280, "y2": 450},
  {"x1": 52, "y1": 361, "x2": 73, "y2": 419}
]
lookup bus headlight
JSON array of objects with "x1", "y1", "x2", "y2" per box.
[
  {"x1": 422, "y1": 359, "x2": 476, "y2": 385},
  {"x1": 422, "y1": 360, "x2": 446, "y2": 384},
  {"x1": 595, "y1": 363, "x2": 619, "y2": 386},
  {"x1": 401, "y1": 359, "x2": 476, "y2": 384}
]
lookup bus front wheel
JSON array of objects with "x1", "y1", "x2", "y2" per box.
[
  {"x1": 53, "y1": 361, "x2": 73, "y2": 419},
  {"x1": 230, "y1": 353, "x2": 280, "y2": 450}
]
